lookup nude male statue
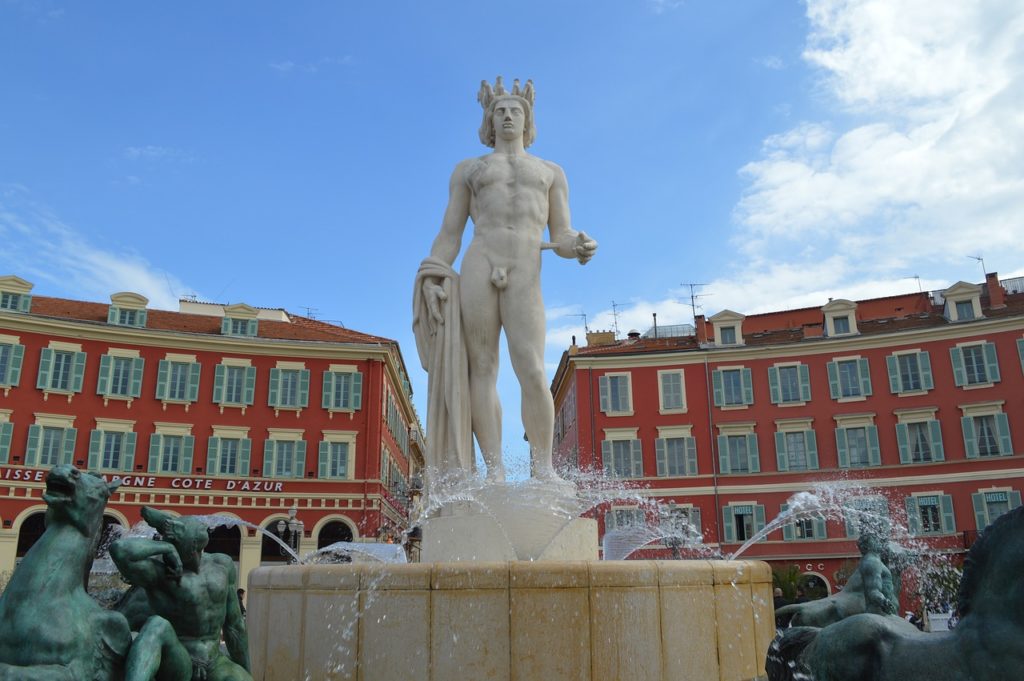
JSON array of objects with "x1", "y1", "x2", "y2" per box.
[
  {"x1": 110, "y1": 507, "x2": 251, "y2": 681},
  {"x1": 414, "y1": 77, "x2": 597, "y2": 482}
]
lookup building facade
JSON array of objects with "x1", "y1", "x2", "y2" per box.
[
  {"x1": 551, "y1": 273, "x2": 1024, "y2": 604},
  {"x1": 0, "y1": 276, "x2": 423, "y2": 585}
]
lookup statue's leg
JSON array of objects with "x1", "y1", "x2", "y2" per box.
[
  {"x1": 501, "y1": 275, "x2": 557, "y2": 479},
  {"x1": 0, "y1": 663, "x2": 74, "y2": 681},
  {"x1": 459, "y1": 253, "x2": 504, "y2": 480},
  {"x1": 207, "y1": 655, "x2": 252, "y2": 681},
  {"x1": 125, "y1": 616, "x2": 192, "y2": 681}
]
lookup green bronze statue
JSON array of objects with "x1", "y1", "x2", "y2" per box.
[
  {"x1": 0, "y1": 465, "x2": 132, "y2": 680},
  {"x1": 110, "y1": 507, "x2": 251, "y2": 681}
]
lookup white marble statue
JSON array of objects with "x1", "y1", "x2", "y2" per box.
[{"x1": 413, "y1": 77, "x2": 597, "y2": 483}]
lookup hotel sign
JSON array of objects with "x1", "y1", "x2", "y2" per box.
[{"x1": 1, "y1": 467, "x2": 287, "y2": 492}]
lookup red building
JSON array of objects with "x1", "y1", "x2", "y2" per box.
[
  {"x1": 0, "y1": 276, "x2": 423, "y2": 585},
  {"x1": 551, "y1": 273, "x2": 1024, "y2": 603}
]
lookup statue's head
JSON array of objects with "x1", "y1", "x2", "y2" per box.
[
  {"x1": 478, "y1": 76, "x2": 536, "y2": 148},
  {"x1": 142, "y1": 506, "x2": 209, "y2": 570},
  {"x1": 857, "y1": 530, "x2": 885, "y2": 555},
  {"x1": 43, "y1": 465, "x2": 120, "y2": 536}
]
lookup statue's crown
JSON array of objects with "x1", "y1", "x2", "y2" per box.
[{"x1": 478, "y1": 76, "x2": 534, "y2": 111}]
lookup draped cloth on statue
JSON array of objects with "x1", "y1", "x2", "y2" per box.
[{"x1": 413, "y1": 256, "x2": 474, "y2": 475}]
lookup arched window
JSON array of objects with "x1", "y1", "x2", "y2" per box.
[
  {"x1": 318, "y1": 520, "x2": 354, "y2": 549},
  {"x1": 206, "y1": 525, "x2": 241, "y2": 560},
  {"x1": 16, "y1": 512, "x2": 46, "y2": 558}
]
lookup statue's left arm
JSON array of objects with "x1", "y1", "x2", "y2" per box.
[
  {"x1": 546, "y1": 162, "x2": 597, "y2": 264},
  {"x1": 217, "y1": 555, "x2": 251, "y2": 670},
  {"x1": 860, "y1": 560, "x2": 897, "y2": 615}
]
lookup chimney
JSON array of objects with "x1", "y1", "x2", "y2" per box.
[
  {"x1": 986, "y1": 272, "x2": 1006, "y2": 309},
  {"x1": 652, "y1": 313, "x2": 658, "y2": 339},
  {"x1": 585, "y1": 330, "x2": 617, "y2": 347},
  {"x1": 695, "y1": 314, "x2": 708, "y2": 344}
]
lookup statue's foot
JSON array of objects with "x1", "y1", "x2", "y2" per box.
[
  {"x1": 532, "y1": 465, "x2": 563, "y2": 482},
  {"x1": 485, "y1": 467, "x2": 506, "y2": 483}
]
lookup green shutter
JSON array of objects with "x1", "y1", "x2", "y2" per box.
[
  {"x1": 71, "y1": 352, "x2": 86, "y2": 392},
  {"x1": 25, "y1": 424, "x2": 41, "y2": 466},
  {"x1": 238, "y1": 439, "x2": 251, "y2": 476},
  {"x1": 0, "y1": 422, "x2": 14, "y2": 464},
  {"x1": 88, "y1": 431, "x2": 103, "y2": 470},
  {"x1": 896, "y1": 423, "x2": 911, "y2": 463},
  {"x1": 107, "y1": 306, "x2": 119, "y2": 324},
  {"x1": 685, "y1": 438, "x2": 698, "y2": 476},
  {"x1": 655, "y1": 438, "x2": 666, "y2": 476},
  {"x1": 950, "y1": 348, "x2": 966, "y2": 386},
  {"x1": 798, "y1": 364, "x2": 811, "y2": 401},
  {"x1": 972, "y1": 493, "x2": 988, "y2": 530},
  {"x1": 858, "y1": 358, "x2": 872, "y2": 396},
  {"x1": 130, "y1": 358, "x2": 144, "y2": 397},
  {"x1": 767, "y1": 366, "x2": 780, "y2": 404},
  {"x1": 213, "y1": 365, "x2": 226, "y2": 403},
  {"x1": 7, "y1": 345, "x2": 24, "y2": 386},
  {"x1": 601, "y1": 440, "x2": 612, "y2": 474},
  {"x1": 722, "y1": 507, "x2": 736, "y2": 543},
  {"x1": 1017, "y1": 339, "x2": 1024, "y2": 373},
  {"x1": 188, "y1": 363, "x2": 201, "y2": 401},
  {"x1": 318, "y1": 441, "x2": 330, "y2": 478},
  {"x1": 717, "y1": 435, "x2": 730, "y2": 474},
  {"x1": 263, "y1": 440, "x2": 275, "y2": 477},
  {"x1": 905, "y1": 497, "x2": 921, "y2": 535},
  {"x1": 294, "y1": 440, "x2": 307, "y2": 478},
  {"x1": 181, "y1": 436, "x2": 194, "y2": 474},
  {"x1": 995, "y1": 413, "x2": 1013, "y2": 455},
  {"x1": 754, "y1": 504, "x2": 766, "y2": 535},
  {"x1": 60, "y1": 428, "x2": 77, "y2": 465},
  {"x1": 940, "y1": 495, "x2": 956, "y2": 533},
  {"x1": 836, "y1": 429, "x2": 849, "y2": 468},
  {"x1": 712, "y1": 370, "x2": 723, "y2": 407},
  {"x1": 244, "y1": 367, "x2": 257, "y2": 405},
  {"x1": 628, "y1": 439, "x2": 641, "y2": 477},
  {"x1": 207, "y1": 437, "x2": 221, "y2": 476},
  {"x1": 123, "y1": 432, "x2": 137, "y2": 472},
  {"x1": 962, "y1": 416, "x2": 979, "y2": 458},
  {"x1": 741, "y1": 368, "x2": 753, "y2": 404},
  {"x1": 322, "y1": 371, "x2": 334, "y2": 409},
  {"x1": 983, "y1": 343, "x2": 1001, "y2": 383},
  {"x1": 929, "y1": 420, "x2": 945, "y2": 461},
  {"x1": 919, "y1": 352, "x2": 933, "y2": 390},
  {"x1": 1010, "y1": 491, "x2": 1022, "y2": 510},
  {"x1": 813, "y1": 516, "x2": 827, "y2": 539},
  {"x1": 827, "y1": 361, "x2": 840, "y2": 399},
  {"x1": 248, "y1": 319, "x2": 258, "y2": 336},
  {"x1": 17, "y1": 294, "x2": 31, "y2": 313},
  {"x1": 775, "y1": 432, "x2": 788, "y2": 471},
  {"x1": 599, "y1": 376, "x2": 610, "y2": 412},
  {"x1": 867, "y1": 425, "x2": 881, "y2": 466},
  {"x1": 148, "y1": 435, "x2": 162, "y2": 473},
  {"x1": 298, "y1": 369, "x2": 310, "y2": 407},
  {"x1": 36, "y1": 348, "x2": 54, "y2": 389},
  {"x1": 156, "y1": 360, "x2": 170, "y2": 400},
  {"x1": 137, "y1": 309, "x2": 148, "y2": 328},
  {"x1": 781, "y1": 503, "x2": 794, "y2": 541},
  {"x1": 886, "y1": 355, "x2": 901, "y2": 393},
  {"x1": 96, "y1": 355, "x2": 112, "y2": 395},
  {"x1": 221, "y1": 318, "x2": 231, "y2": 335},
  {"x1": 805, "y1": 431, "x2": 819, "y2": 469},
  {"x1": 351, "y1": 372, "x2": 363, "y2": 409},
  {"x1": 268, "y1": 368, "x2": 281, "y2": 407}
]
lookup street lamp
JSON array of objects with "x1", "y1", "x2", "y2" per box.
[{"x1": 273, "y1": 508, "x2": 304, "y2": 562}]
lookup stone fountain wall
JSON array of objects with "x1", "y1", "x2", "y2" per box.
[{"x1": 247, "y1": 559, "x2": 774, "y2": 681}]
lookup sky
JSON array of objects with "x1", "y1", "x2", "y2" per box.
[{"x1": 2, "y1": 0, "x2": 1023, "y2": 474}]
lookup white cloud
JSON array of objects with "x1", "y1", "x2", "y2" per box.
[
  {"x1": 755, "y1": 55, "x2": 784, "y2": 70},
  {"x1": 123, "y1": 145, "x2": 194, "y2": 162},
  {"x1": 269, "y1": 56, "x2": 354, "y2": 74},
  {"x1": 0, "y1": 185, "x2": 197, "y2": 309},
  {"x1": 649, "y1": 0, "x2": 686, "y2": 14}
]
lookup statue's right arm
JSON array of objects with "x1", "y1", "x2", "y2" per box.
[
  {"x1": 423, "y1": 162, "x2": 471, "y2": 323},
  {"x1": 110, "y1": 538, "x2": 181, "y2": 586}
]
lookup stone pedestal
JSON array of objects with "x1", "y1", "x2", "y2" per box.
[
  {"x1": 420, "y1": 516, "x2": 598, "y2": 562},
  {"x1": 247, "y1": 560, "x2": 774, "y2": 681}
]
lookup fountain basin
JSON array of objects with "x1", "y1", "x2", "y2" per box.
[{"x1": 247, "y1": 559, "x2": 774, "y2": 681}]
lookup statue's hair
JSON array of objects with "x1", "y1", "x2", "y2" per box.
[
  {"x1": 957, "y1": 503, "x2": 1024, "y2": 615},
  {"x1": 477, "y1": 77, "x2": 536, "y2": 149}
]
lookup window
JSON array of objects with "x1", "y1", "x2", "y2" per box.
[
  {"x1": 269, "y1": 368, "x2": 310, "y2": 410},
  {"x1": 774, "y1": 430, "x2": 819, "y2": 471},
  {"x1": 843, "y1": 496, "x2": 890, "y2": 537},
  {"x1": 886, "y1": 351, "x2": 933, "y2": 394},
  {"x1": 955, "y1": 300, "x2": 975, "y2": 321},
  {"x1": 321, "y1": 442, "x2": 349, "y2": 478},
  {"x1": 769, "y1": 364, "x2": 810, "y2": 405},
  {"x1": 147, "y1": 432, "x2": 195, "y2": 474},
  {"x1": 962, "y1": 413, "x2": 1012, "y2": 457},
  {"x1": 598, "y1": 373, "x2": 632, "y2": 414},
  {"x1": 833, "y1": 316, "x2": 850, "y2": 334},
  {"x1": 97, "y1": 354, "x2": 144, "y2": 400},
  {"x1": 896, "y1": 420, "x2": 943, "y2": 463},
  {"x1": 719, "y1": 326, "x2": 737, "y2": 345},
  {"x1": 0, "y1": 292, "x2": 30, "y2": 312},
  {"x1": 604, "y1": 507, "x2": 646, "y2": 531},
  {"x1": 0, "y1": 342, "x2": 25, "y2": 388},
  {"x1": 0, "y1": 420, "x2": 12, "y2": 464},
  {"x1": 661, "y1": 506, "x2": 702, "y2": 541},
  {"x1": 601, "y1": 438, "x2": 643, "y2": 477},
  {"x1": 37, "y1": 348, "x2": 86, "y2": 394},
  {"x1": 713, "y1": 367, "x2": 753, "y2": 407},
  {"x1": 836, "y1": 424, "x2": 880, "y2": 468},
  {"x1": 709, "y1": 310, "x2": 745, "y2": 346},
  {"x1": 717, "y1": 432, "x2": 759, "y2": 474},
  {"x1": 107, "y1": 306, "x2": 147, "y2": 328},
  {"x1": 222, "y1": 317, "x2": 258, "y2": 337},
  {"x1": 780, "y1": 502, "x2": 826, "y2": 541},
  {"x1": 26, "y1": 423, "x2": 77, "y2": 468},
  {"x1": 40, "y1": 427, "x2": 65, "y2": 466},
  {"x1": 263, "y1": 436, "x2": 307, "y2": 479},
  {"x1": 828, "y1": 358, "x2": 871, "y2": 399},
  {"x1": 823, "y1": 299, "x2": 858, "y2": 335},
  {"x1": 207, "y1": 435, "x2": 251, "y2": 477},
  {"x1": 951, "y1": 343, "x2": 1000, "y2": 387},
  {"x1": 722, "y1": 504, "x2": 766, "y2": 543},
  {"x1": 905, "y1": 494, "x2": 955, "y2": 535},
  {"x1": 213, "y1": 364, "x2": 256, "y2": 407},
  {"x1": 86, "y1": 430, "x2": 138, "y2": 472},
  {"x1": 322, "y1": 370, "x2": 364, "y2": 411},
  {"x1": 972, "y1": 490, "x2": 1022, "y2": 530},
  {"x1": 156, "y1": 360, "x2": 201, "y2": 403},
  {"x1": 655, "y1": 436, "x2": 697, "y2": 476},
  {"x1": 658, "y1": 370, "x2": 685, "y2": 412}
]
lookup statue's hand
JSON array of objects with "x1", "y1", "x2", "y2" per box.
[
  {"x1": 424, "y1": 281, "x2": 447, "y2": 325},
  {"x1": 557, "y1": 231, "x2": 597, "y2": 264},
  {"x1": 162, "y1": 550, "x2": 183, "y2": 582}
]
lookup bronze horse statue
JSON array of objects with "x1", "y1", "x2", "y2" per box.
[{"x1": 768, "y1": 504, "x2": 1024, "y2": 681}]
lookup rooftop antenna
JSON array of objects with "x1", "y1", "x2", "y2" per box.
[
  {"x1": 301, "y1": 306, "x2": 319, "y2": 320},
  {"x1": 683, "y1": 283, "x2": 709, "y2": 322},
  {"x1": 967, "y1": 255, "x2": 987, "y2": 282},
  {"x1": 903, "y1": 275, "x2": 923, "y2": 293},
  {"x1": 611, "y1": 301, "x2": 624, "y2": 338},
  {"x1": 567, "y1": 312, "x2": 589, "y2": 333}
]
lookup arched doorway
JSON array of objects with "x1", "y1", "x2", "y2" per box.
[
  {"x1": 207, "y1": 525, "x2": 241, "y2": 560},
  {"x1": 317, "y1": 520, "x2": 354, "y2": 549},
  {"x1": 260, "y1": 520, "x2": 297, "y2": 564},
  {"x1": 16, "y1": 512, "x2": 46, "y2": 558}
]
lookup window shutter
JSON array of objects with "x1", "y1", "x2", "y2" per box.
[
  {"x1": 221, "y1": 318, "x2": 231, "y2": 335},
  {"x1": 843, "y1": 505, "x2": 856, "y2": 537},
  {"x1": 867, "y1": 425, "x2": 881, "y2": 466},
  {"x1": 741, "y1": 368, "x2": 753, "y2": 405},
  {"x1": 248, "y1": 319, "x2": 258, "y2": 336},
  {"x1": 0, "y1": 422, "x2": 12, "y2": 464},
  {"x1": 813, "y1": 516, "x2": 827, "y2": 540},
  {"x1": 601, "y1": 440, "x2": 612, "y2": 474},
  {"x1": 207, "y1": 437, "x2": 221, "y2": 476},
  {"x1": 187, "y1": 363, "x2": 201, "y2": 401},
  {"x1": 940, "y1": 495, "x2": 956, "y2": 533},
  {"x1": 181, "y1": 436, "x2": 194, "y2": 473},
  {"x1": 712, "y1": 370, "x2": 723, "y2": 407},
  {"x1": 318, "y1": 441, "x2": 330, "y2": 478},
  {"x1": 88, "y1": 431, "x2": 103, "y2": 470},
  {"x1": 351, "y1": 372, "x2": 363, "y2": 409},
  {"x1": 747, "y1": 434, "x2": 760, "y2": 473},
  {"x1": 298, "y1": 369, "x2": 310, "y2": 408},
  {"x1": 244, "y1": 367, "x2": 257, "y2": 405},
  {"x1": 71, "y1": 352, "x2": 86, "y2": 392},
  {"x1": 826, "y1": 361, "x2": 840, "y2": 399},
  {"x1": 294, "y1": 440, "x2": 307, "y2": 478},
  {"x1": 107, "y1": 306, "x2": 119, "y2": 324},
  {"x1": 263, "y1": 441, "x2": 275, "y2": 478},
  {"x1": 767, "y1": 366, "x2": 780, "y2": 404},
  {"x1": 60, "y1": 428, "x2": 76, "y2": 465},
  {"x1": 886, "y1": 355, "x2": 901, "y2": 393},
  {"x1": 156, "y1": 360, "x2": 170, "y2": 400},
  {"x1": 8, "y1": 345, "x2": 24, "y2": 385},
  {"x1": 17, "y1": 294, "x2": 31, "y2": 313},
  {"x1": 96, "y1": 355, "x2": 112, "y2": 395},
  {"x1": 983, "y1": 343, "x2": 1000, "y2": 383},
  {"x1": 684, "y1": 438, "x2": 698, "y2": 476},
  {"x1": 895, "y1": 423, "x2": 911, "y2": 464},
  {"x1": 130, "y1": 358, "x2": 144, "y2": 397},
  {"x1": 36, "y1": 348, "x2": 53, "y2": 390},
  {"x1": 238, "y1": 439, "x2": 251, "y2": 476},
  {"x1": 25, "y1": 424, "x2": 41, "y2": 467},
  {"x1": 858, "y1": 358, "x2": 872, "y2": 396},
  {"x1": 123, "y1": 432, "x2": 137, "y2": 472},
  {"x1": 929, "y1": 420, "x2": 945, "y2": 461},
  {"x1": 995, "y1": 413, "x2": 1013, "y2": 455},
  {"x1": 950, "y1": 348, "x2": 966, "y2": 386},
  {"x1": 971, "y1": 493, "x2": 988, "y2": 530},
  {"x1": 689, "y1": 508, "x2": 702, "y2": 540},
  {"x1": 268, "y1": 368, "x2": 281, "y2": 407},
  {"x1": 781, "y1": 503, "x2": 794, "y2": 541},
  {"x1": 905, "y1": 497, "x2": 920, "y2": 535},
  {"x1": 655, "y1": 438, "x2": 666, "y2": 476},
  {"x1": 717, "y1": 435, "x2": 730, "y2": 474},
  {"x1": 774, "y1": 432, "x2": 788, "y2": 472},
  {"x1": 836, "y1": 429, "x2": 849, "y2": 468},
  {"x1": 322, "y1": 371, "x2": 334, "y2": 409},
  {"x1": 1010, "y1": 491, "x2": 1022, "y2": 510},
  {"x1": 754, "y1": 504, "x2": 766, "y2": 535},
  {"x1": 798, "y1": 364, "x2": 811, "y2": 401},
  {"x1": 722, "y1": 507, "x2": 736, "y2": 543},
  {"x1": 137, "y1": 309, "x2": 148, "y2": 328},
  {"x1": 918, "y1": 352, "x2": 933, "y2": 390},
  {"x1": 962, "y1": 416, "x2": 979, "y2": 458},
  {"x1": 805, "y1": 431, "x2": 819, "y2": 469},
  {"x1": 213, "y1": 365, "x2": 226, "y2": 403},
  {"x1": 148, "y1": 435, "x2": 162, "y2": 473}
]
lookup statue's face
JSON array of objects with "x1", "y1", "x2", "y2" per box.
[{"x1": 492, "y1": 98, "x2": 525, "y2": 142}]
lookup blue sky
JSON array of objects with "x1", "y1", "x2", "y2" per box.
[{"x1": 3, "y1": 0, "x2": 1023, "y2": 473}]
